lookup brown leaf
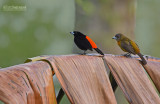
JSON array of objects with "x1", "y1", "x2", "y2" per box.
[
  {"x1": 0, "y1": 68, "x2": 33, "y2": 104},
  {"x1": 143, "y1": 60, "x2": 160, "y2": 92},
  {"x1": 48, "y1": 55, "x2": 117, "y2": 104},
  {"x1": 0, "y1": 61, "x2": 57, "y2": 104},
  {"x1": 104, "y1": 55, "x2": 160, "y2": 104}
]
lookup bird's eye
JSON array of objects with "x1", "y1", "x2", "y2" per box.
[{"x1": 116, "y1": 36, "x2": 119, "y2": 39}]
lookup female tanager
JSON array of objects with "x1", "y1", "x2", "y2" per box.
[{"x1": 112, "y1": 33, "x2": 147, "y2": 65}]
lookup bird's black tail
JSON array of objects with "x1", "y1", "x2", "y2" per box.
[
  {"x1": 94, "y1": 48, "x2": 104, "y2": 56},
  {"x1": 137, "y1": 53, "x2": 147, "y2": 65}
]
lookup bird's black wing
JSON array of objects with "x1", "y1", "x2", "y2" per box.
[{"x1": 74, "y1": 36, "x2": 93, "y2": 51}]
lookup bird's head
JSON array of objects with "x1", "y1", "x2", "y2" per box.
[
  {"x1": 70, "y1": 31, "x2": 85, "y2": 36},
  {"x1": 112, "y1": 33, "x2": 125, "y2": 41}
]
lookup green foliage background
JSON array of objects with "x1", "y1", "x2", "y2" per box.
[
  {"x1": 0, "y1": 0, "x2": 75, "y2": 67},
  {"x1": 0, "y1": 0, "x2": 160, "y2": 104}
]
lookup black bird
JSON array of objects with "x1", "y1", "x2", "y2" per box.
[{"x1": 70, "y1": 31, "x2": 104, "y2": 55}]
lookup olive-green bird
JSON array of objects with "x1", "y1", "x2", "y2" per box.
[{"x1": 112, "y1": 33, "x2": 147, "y2": 65}]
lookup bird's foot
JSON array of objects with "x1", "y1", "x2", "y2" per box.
[
  {"x1": 79, "y1": 52, "x2": 86, "y2": 55},
  {"x1": 76, "y1": 51, "x2": 87, "y2": 55},
  {"x1": 144, "y1": 55, "x2": 149, "y2": 60},
  {"x1": 123, "y1": 53, "x2": 132, "y2": 57},
  {"x1": 81, "y1": 51, "x2": 87, "y2": 55}
]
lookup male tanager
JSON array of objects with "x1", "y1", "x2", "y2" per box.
[
  {"x1": 70, "y1": 31, "x2": 104, "y2": 55},
  {"x1": 112, "y1": 33, "x2": 147, "y2": 65}
]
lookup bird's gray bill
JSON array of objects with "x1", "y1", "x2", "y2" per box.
[
  {"x1": 112, "y1": 36, "x2": 117, "y2": 39},
  {"x1": 70, "y1": 32, "x2": 74, "y2": 35}
]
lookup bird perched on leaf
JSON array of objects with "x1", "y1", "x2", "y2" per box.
[
  {"x1": 112, "y1": 33, "x2": 147, "y2": 65},
  {"x1": 70, "y1": 31, "x2": 104, "y2": 56}
]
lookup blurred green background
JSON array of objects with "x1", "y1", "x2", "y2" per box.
[{"x1": 0, "y1": 0, "x2": 160, "y2": 104}]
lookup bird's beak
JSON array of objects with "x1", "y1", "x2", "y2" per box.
[
  {"x1": 70, "y1": 32, "x2": 74, "y2": 35},
  {"x1": 112, "y1": 36, "x2": 117, "y2": 40}
]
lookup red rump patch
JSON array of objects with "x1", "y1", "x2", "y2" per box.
[{"x1": 86, "y1": 36, "x2": 97, "y2": 48}]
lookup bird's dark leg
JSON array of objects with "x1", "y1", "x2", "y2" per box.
[
  {"x1": 82, "y1": 50, "x2": 86, "y2": 55},
  {"x1": 123, "y1": 53, "x2": 131, "y2": 57},
  {"x1": 144, "y1": 55, "x2": 149, "y2": 60}
]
